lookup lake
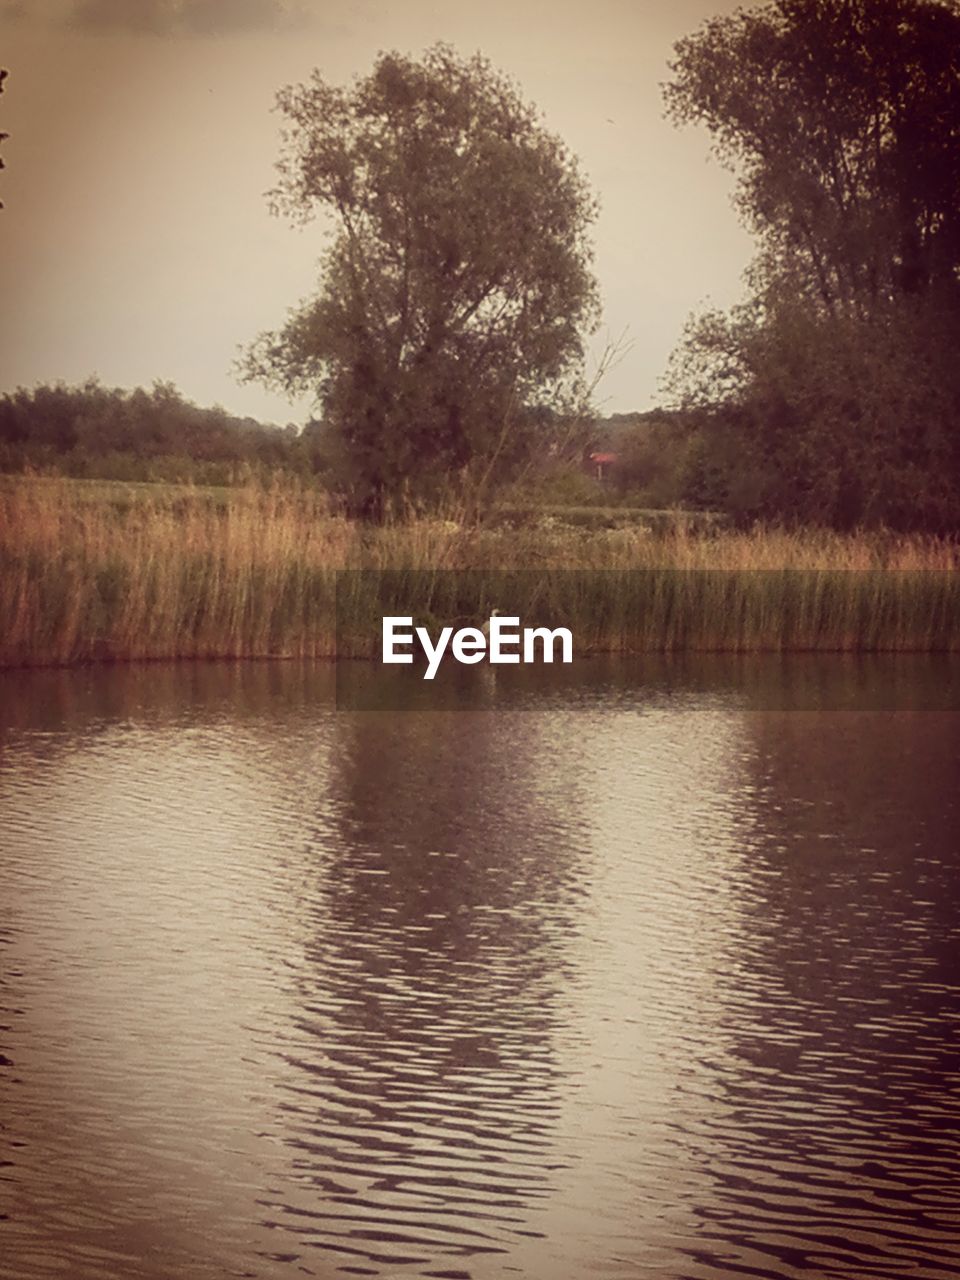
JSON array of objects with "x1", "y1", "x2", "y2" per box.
[{"x1": 1, "y1": 659, "x2": 958, "y2": 1279}]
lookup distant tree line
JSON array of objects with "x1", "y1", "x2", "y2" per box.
[{"x1": 0, "y1": 380, "x2": 319, "y2": 484}]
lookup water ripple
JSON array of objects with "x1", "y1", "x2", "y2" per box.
[{"x1": 0, "y1": 661, "x2": 958, "y2": 1278}]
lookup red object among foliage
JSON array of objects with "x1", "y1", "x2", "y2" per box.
[{"x1": 587, "y1": 450, "x2": 618, "y2": 481}]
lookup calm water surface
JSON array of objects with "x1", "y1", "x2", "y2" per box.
[{"x1": 1, "y1": 659, "x2": 958, "y2": 1279}]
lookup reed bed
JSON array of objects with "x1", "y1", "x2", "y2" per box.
[{"x1": 1, "y1": 477, "x2": 957, "y2": 667}]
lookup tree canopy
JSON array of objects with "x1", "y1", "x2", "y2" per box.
[
  {"x1": 664, "y1": 0, "x2": 960, "y2": 530},
  {"x1": 243, "y1": 44, "x2": 600, "y2": 518},
  {"x1": 665, "y1": 0, "x2": 960, "y2": 314}
]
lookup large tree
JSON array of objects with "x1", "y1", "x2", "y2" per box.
[
  {"x1": 665, "y1": 0, "x2": 960, "y2": 315},
  {"x1": 243, "y1": 45, "x2": 599, "y2": 518},
  {"x1": 664, "y1": 0, "x2": 960, "y2": 530}
]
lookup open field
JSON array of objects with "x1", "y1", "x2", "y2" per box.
[{"x1": 1, "y1": 477, "x2": 957, "y2": 666}]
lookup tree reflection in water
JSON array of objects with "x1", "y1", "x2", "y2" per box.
[{"x1": 265, "y1": 709, "x2": 591, "y2": 1274}]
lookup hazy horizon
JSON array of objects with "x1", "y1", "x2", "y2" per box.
[{"x1": 0, "y1": 0, "x2": 752, "y2": 425}]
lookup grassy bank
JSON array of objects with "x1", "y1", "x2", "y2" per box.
[{"x1": 1, "y1": 477, "x2": 957, "y2": 667}]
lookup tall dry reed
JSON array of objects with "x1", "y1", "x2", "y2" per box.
[{"x1": 1, "y1": 477, "x2": 957, "y2": 666}]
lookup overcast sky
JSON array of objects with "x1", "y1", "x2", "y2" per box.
[{"x1": 0, "y1": 0, "x2": 751, "y2": 423}]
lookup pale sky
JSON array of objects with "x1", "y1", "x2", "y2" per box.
[{"x1": 0, "y1": 0, "x2": 752, "y2": 424}]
